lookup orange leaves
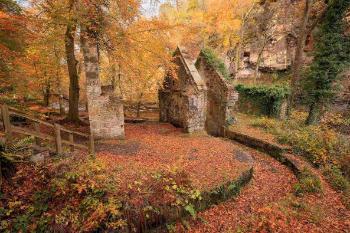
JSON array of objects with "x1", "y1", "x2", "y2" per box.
[
  {"x1": 97, "y1": 123, "x2": 251, "y2": 191},
  {"x1": 0, "y1": 10, "x2": 25, "y2": 32}
]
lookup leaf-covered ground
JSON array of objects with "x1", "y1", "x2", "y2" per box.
[
  {"x1": 186, "y1": 146, "x2": 350, "y2": 232},
  {"x1": 96, "y1": 123, "x2": 252, "y2": 191},
  {"x1": 3, "y1": 122, "x2": 350, "y2": 232}
]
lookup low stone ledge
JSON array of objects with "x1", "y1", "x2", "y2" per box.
[
  {"x1": 127, "y1": 167, "x2": 254, "y2": 232},
  {"x1": 225, "y1": 129, "x2": 303, "y2": 177},
  {"x1": 124, "y1": 118, "x2": 147, "y2": 124},
  {"x1": 197, "y1": 167, "x2": 253, "y2": 210}
]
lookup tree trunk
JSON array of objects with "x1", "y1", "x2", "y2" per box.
[
  {"x1": 287, "y1": 0, "x2": 313, "y2": 117},
  {"x1": 118, "y1": 64, "x2": 123, "y2": 98},
  {"x1": 254, "y1": 49, "x2": 264, "y2": 83},
  {"x1": 0, "y1": 161, "x2": 2, "y2": 191},
  {"x1": 108, "y1": 55, "x2": 117, "y2": 91},
  {"x1": 65, "y1": 24, "x2": 80, "y2": 123},
  {"x1": 136, "y1": 93, "x2": 144, "y2": 118},
  {"x1": 136, "y1": 102, "x2": 141, "y2": 118},
  {"x1": 234, "y1": 4, "x2": 256, "y2": 74},
  {"x1": 234, "y1": 29, "x2": 244, "y2": 74},
  {"x1": 43, "y1": 82, "x2": 50, "y2": 107},
  {"x1": 306, "y1": 100, "x2": 323, "y2": 125}
]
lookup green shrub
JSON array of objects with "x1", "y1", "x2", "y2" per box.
[
  {"x1": 323, "y1": 166, "x2": 350, "y2": 209},
  {"x1": 323, "y1": 166, "x2": 350, "y2": 192},
  {"x1": 198, "y1": 47, "x2": 230, "y2": 79},
  {"x1": 294, "y1": 169, "x2": 322, "y2": 196}
]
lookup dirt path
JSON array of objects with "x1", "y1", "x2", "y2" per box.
[{"x1": 187, "y1": 146, "x2": 350, "y2": 233}]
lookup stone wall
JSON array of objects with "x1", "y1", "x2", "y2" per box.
[
  {"x1": 159, "y1": 90, "x2": 206, "y2": 133},
  {"x1": 87, "y1": 93, "x2": 125, "y2": 139},
  {"x1": 196, "y1": 52, "x2": 238, "y2": 136},
  {"x1": 236, "y1": 93, "x2": 288, "y2": 119},
  {"x1": 159, "y1": 47, "x2": 238, "y2": 136},
  {"x1": 159, "y1": 47, "x2": 207, "y2": 133}
]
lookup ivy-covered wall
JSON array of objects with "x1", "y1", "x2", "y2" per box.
[
  {"x1": 196, "y1": 48, "x2": 230, "y2": 80},
  {"x1": 235, "y1": 84, "x2": 290, "y2": 119},
  {"x1": 196, "y1": 48, "x2": 238, "y2": 136}
]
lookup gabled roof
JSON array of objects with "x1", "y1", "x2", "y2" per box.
[{"x1": 175, "y1": 46, "x2": 207, "y2": 91}]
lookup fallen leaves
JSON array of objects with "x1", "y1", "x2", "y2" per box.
[{"x1": 97, "y1": 123, "x2": 252, "y2": 191}]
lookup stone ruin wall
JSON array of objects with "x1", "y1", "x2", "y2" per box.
[
  {"x1": 196, "y1": 52, "x2": 238, "y2": 136},
  {"x1": 87, "y1": 84, "x2": 125, "y2": 139},
  {"x1": 159, "y1": 90, "x2": 206, "y2": 133},
  {"x1": 85, "y1": 43, "x2": 125, "y2": 139},
  {"x1": 159, "y1": 47, "x2": 238, "y2": 136},
  {"x1": 159, "y1": 49, "x2": 207, "y2": 133}
]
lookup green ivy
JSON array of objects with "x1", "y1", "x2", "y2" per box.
[
  {"x1": 235, "y1": 84, "x2": 290, "y2": 118},
  {"x1": 303, "y1": 0, "x2": 350, "y2": 124},
  {"x1": 198, "y1": 47, "x2": 230, "y2": 79}
]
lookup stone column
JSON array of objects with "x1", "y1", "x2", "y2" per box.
[{"x1": 81, "y1": 29, "x2": 125, "y2": 139}]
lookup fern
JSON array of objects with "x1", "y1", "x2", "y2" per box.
[
  {"x1": 0, "y1": 137, "x2": 34, "y2": 182},
  {"x1": 5, "y1": 136, "x2": 34, "y2": 155}
]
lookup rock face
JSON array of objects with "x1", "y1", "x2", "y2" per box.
[
  {"x1": 82, "y1": 34, "x2": 125, "y2": 139},
  {"x1": 159, "y1": 47, "x2": 238, "y2": 136}
]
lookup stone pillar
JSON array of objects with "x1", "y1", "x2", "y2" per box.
[{"x1": 81, "y1": 29, "x2": 125, "y2": 139}]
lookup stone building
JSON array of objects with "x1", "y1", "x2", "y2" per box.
[
  {"x1": 159, "y1": 47, "x2": 207, "y2": 133},
  {"x1": 159, "y1": 47, "x2": 238, "y2": 136}
]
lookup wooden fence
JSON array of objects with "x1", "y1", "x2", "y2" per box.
[{"x1": 0, "y1": 104, "x2": 94, "y2": 155}]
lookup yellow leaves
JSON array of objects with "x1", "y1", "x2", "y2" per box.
[
  {"x1": 82, "y1": 203, "x2": 108, "y2": 232},
  {"x1": 74, "y1": 183, "x2": 87, "y2": 194},
  {"x1": 100, "y1": 18, "x2": 174, "y2": 104},
  {"x1": 160, "y1": 0, "x2": 256, "y2": 51}
]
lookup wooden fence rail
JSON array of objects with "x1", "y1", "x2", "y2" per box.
[{"x1": 0, "y1": 104, "x2": 94, "y2": 156}]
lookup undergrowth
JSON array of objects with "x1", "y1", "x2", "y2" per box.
[
  {"x1": 0, "y1": 156, "x2": 202, "y2": 232},
  {"x1": 250, "y1": 111, "x2": 350, "y2": 207},
  {"x1": 294, "y1": 169, "x2": 322, "y2": 196}
]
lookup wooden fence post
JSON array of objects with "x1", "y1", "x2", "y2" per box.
[
  {"x1": 222, "y1": 126, "x2": 227, "y2": 138},
  {"x1": 69, "y1": 133, "x2": 74, "y2": 152},
  {"x1": 34, "y1": 122, "x2": 40, "y2": 147},
  {"x1": 1, "y1": 105, "x2": 12, "y2": 143},
  {"x1": 54, "y1": 123, "x2": 63, "y2": 155},
  {"x1": 89, "y1": 133, "x2": 95, "y2": 157}
]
